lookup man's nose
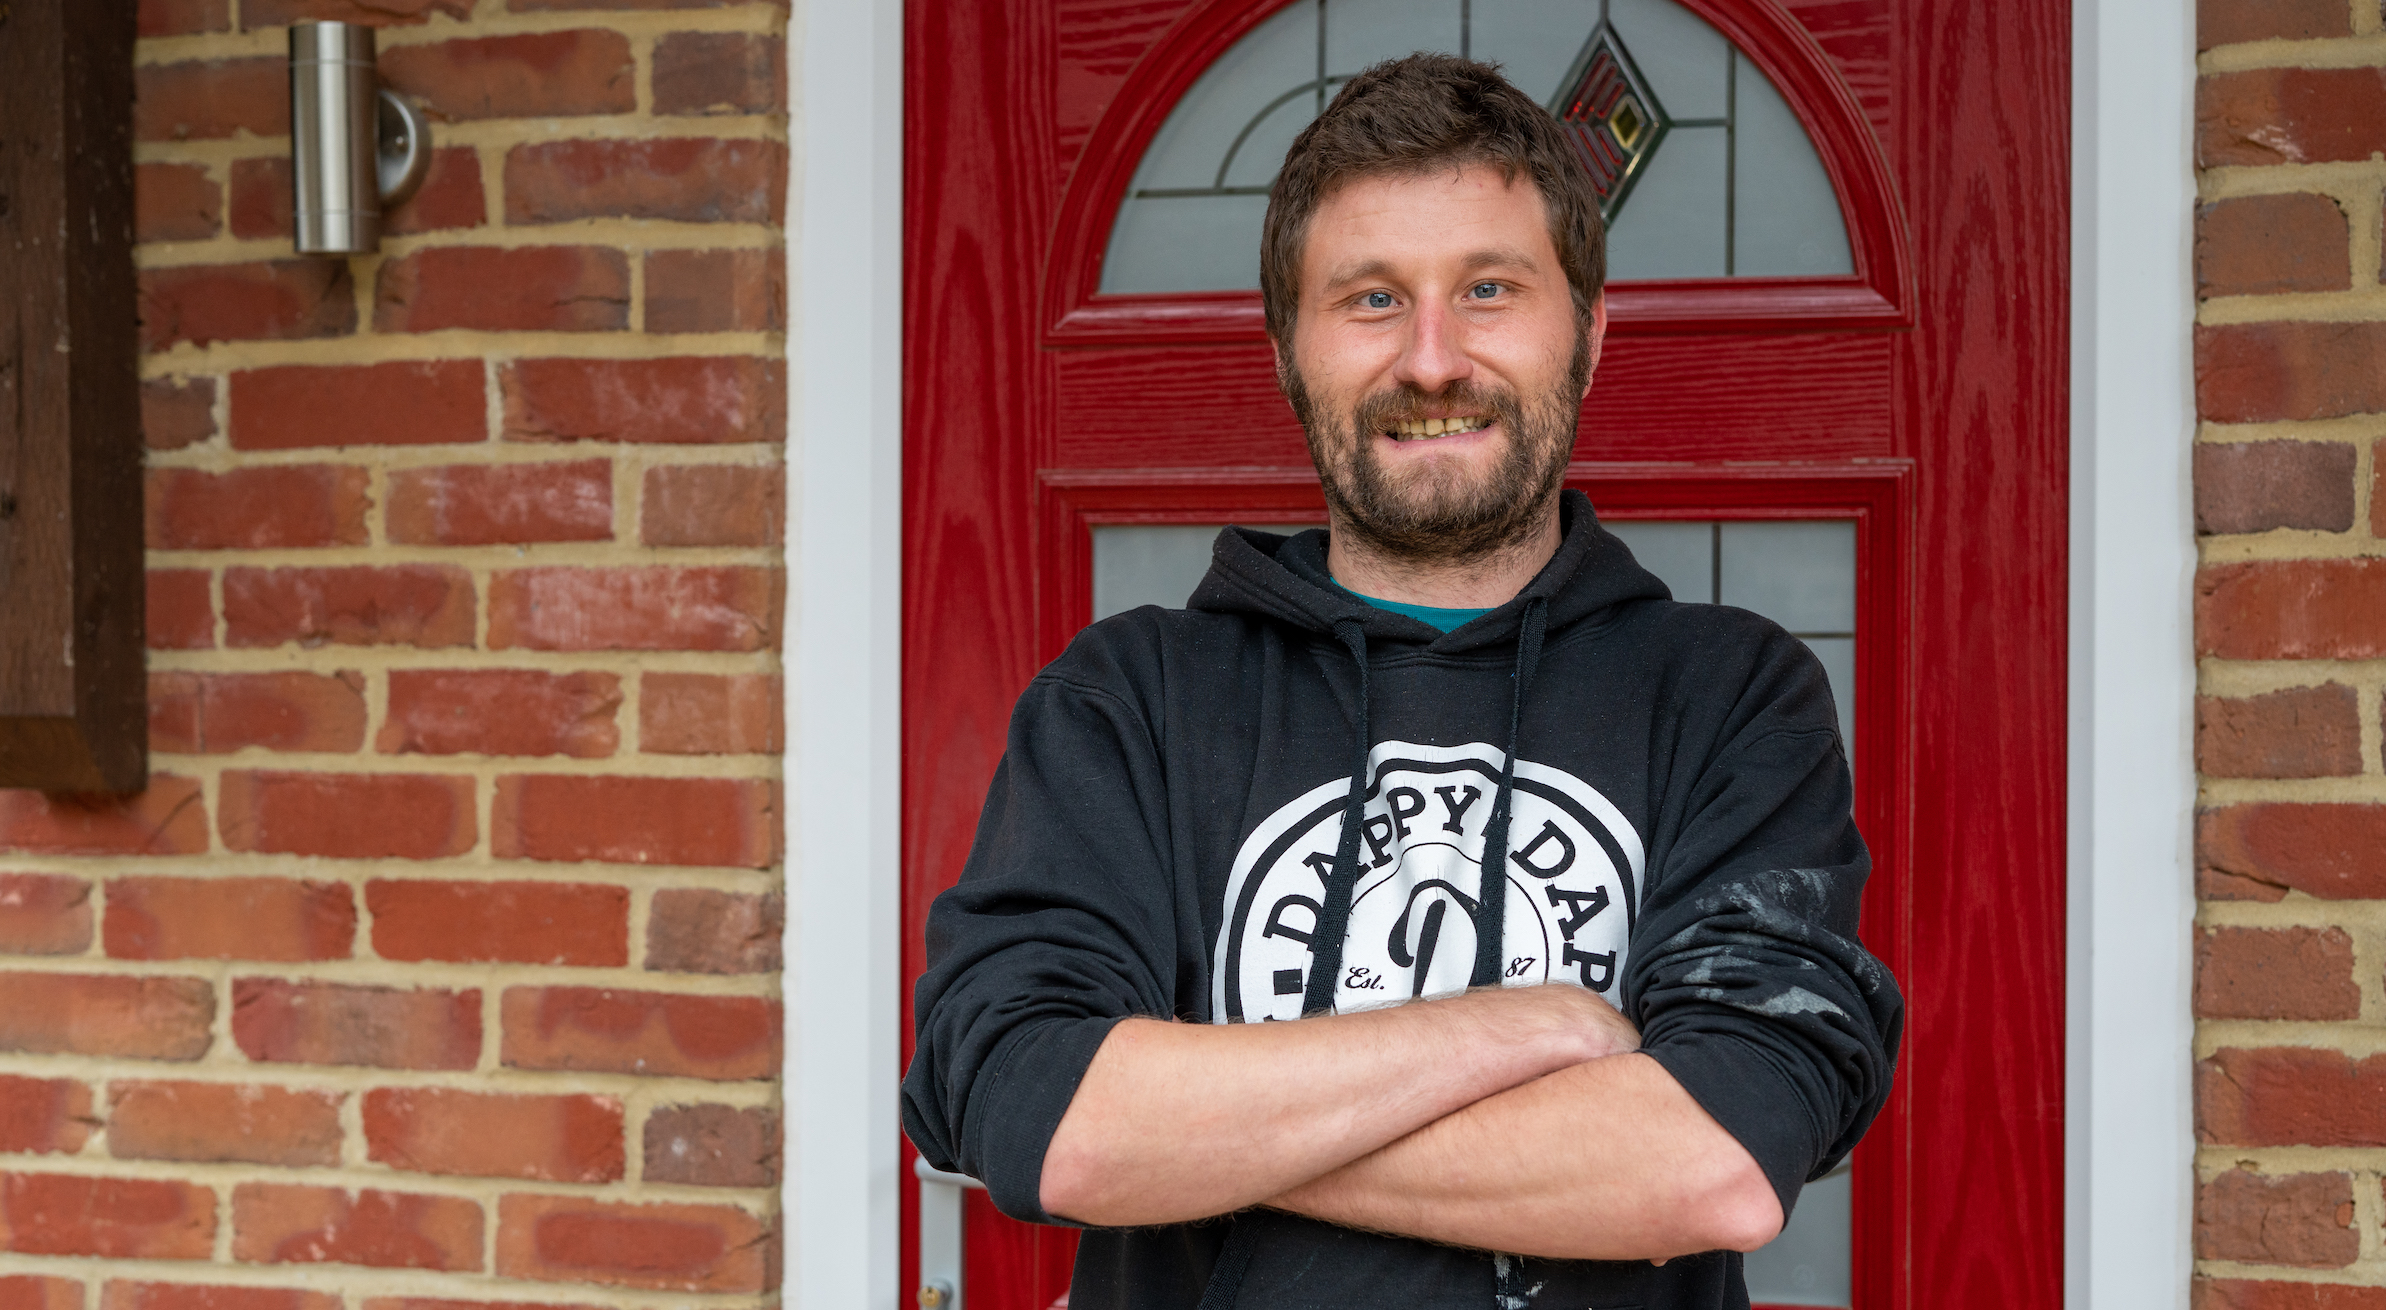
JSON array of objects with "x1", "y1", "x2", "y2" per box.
[{"x1": 1393, "y1": 298, "x2": 1472, "y2": 395}]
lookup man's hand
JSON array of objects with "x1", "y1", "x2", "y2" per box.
[
  {"x1": 1038, "y1": 983, "x2": 1634, "y2": 1227},
  {"x1": 1271, "y1": 1051, "x2": 1783, "y2": 1260}
]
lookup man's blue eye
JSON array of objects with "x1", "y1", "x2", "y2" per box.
[
  {"x1": 1364, "y1": 291, "x2": 1394, "y2": 309},
  {"x1": 1471, "y1": 282, "x2": 1500, "y2": 298}
]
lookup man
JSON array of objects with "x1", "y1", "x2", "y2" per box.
[{"x1": 902, "y1": 53, "x2": 1901, "y2": 1310}]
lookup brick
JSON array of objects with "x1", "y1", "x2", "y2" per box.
[
  {"x1": 231, "y1": 360, "x2": 486, "y2": 450},
  {"x1": 102, "y1": 1285, "x2": 340, "y2": 1310},
  {"x1": 2197, "y1": 560, "x2": 2386, "y2": 659},
  {"x1": 488, "y1": 567, "x2": 780, "y2": 652},
  {"x1": 381, "y1": 31, "x2": 634, "y2": 121},
  {"x1": 2198, "y1": 68, "x2": 2386, "y2": 167},
  {"x1": 232, "y1": 980, "x2": 480, "y2": 1071},
  {"x1": 503, "y1": 357, "x2": 783, "y2": 445},
  {"x1": 380, "y1": 670, "x2": 621, "y2": 759},
  {"x1": 2199, "y1": 1048, "x2": 2386, "y2": 1146},
  {"x1": 2377, "y1": 439, "x2": 2386, "y2": 537},
  {"x1": 0, "y1": 874, "x2": 94, "y2": 955},
  {"x1": 641, "y1": 673, "x2": 780, "y2": 755},
  {"x1": 506, "y1": 139, "x2": 784, "y2": 225},
  {"x1": 231, "y1": 149, "x2": 486, "y2": 241},
  {"x1": 241, "y1": 0, "x2": 472, "y2": 27},
  {"x1": 2196, "y1": 685, "x2": 2362, "y2": 778},
  {"x1": 0, "y1": 777, "x2": 209, "y2": 856},
  {"x1": 220, "y1": 771, "x2": 476, "y2": 860},
  {"x1": 646, "y1": 889, "x2": 781, "y2": 975},
  {"x1": 494, "y1": 1193, "x2": 773, "y2": 1292},
  {"x1": 2196, "y1": 194, "x2": 2350, "y2": 299},
  {"x1": 0, "y1": 1174, "x2": 214, "y2": 1258},
  {"x1": 232, "y1": 1183, "x2": 482, "y2": 1271},
  {"x1": 2199, "y1": 805, "x2": 2386, "y2": 901},
  {"x1": 106, "y1": 1081, "x2": 343, "y2": 1167},
  {"x1": 0, "y1": 975, "x2": 211, "y2": 1060},
  {"x1": 510, "y1": 0, "x2": 750, "y2": 7},
  {"x1": 2198, "y1": 0, "x2": 2352, "y2": 46},
  {"x1": 2194, "y1": 440, "x2": 2357, "y2": 534},
  {"x1": 2194, "y1": 1168, "x2": 2355, "y2": 1268},
  {"x1": 386, "y1": 460, "x2": 614, "y2": 547},
  {"x1": 368, "y1": 880, "x2": 627, "y2": 966},
  {"x1": 224, "y1": 564, "x2": 476, "y2": 649},
  {"x1": 148, "y1": 671, "x2": 369, "y2": 756},
  {"x1": 0, "y1": 1276, "x2": 82, "y2": 1310},
  {"x1": 642, "y1": 465, "x2": 784, "y2": 546},
  {"x1": 105, "y1": 877, "x2": 356, "y2": 963},
  {"x1": 644, "y1": 249, "x2": 784, "y2": 333},
  {"x1": 142, "y1": 378, "x2": 216, "y2": 452},
  {"x1": 135, "y1": 58, "x2": 286, "y2": 141},
  {"x1": 364, "y1": 1088, "x2": 623, "y2": 1182},
  {"x1": 146, "y1": 466, "x2": 371, "y2": 550},
  {"x1": 652, "y1": 32, "x2": 786, "y2": 116},
  {"x1": 140, "y1": 261, "x2": 355, "y2": 352},
  {"x1": 2197, "y1": 322, "x2": 2386, "y2": 423},
  {"x1": 2195, "y1": 927, "x2": 2360, "y2": 1020},
  {"x1": 0, "y1": 1077, "x2": 94, "y2": 1155},
  {"x1": 375, "y1": 246, "x2": 630, "y2": 334},
  {"x1": 0, "y1": 974, "x2": 213, "y2": 1060},
  {"x1": 493, "y1": 775, "x2": 777, "y2": 868},
  {"x1": 136, "y1": 163, "x2": 221, "y2": 243},
  {"x1": 139, "y1": 0, "x2": 230, "y2": 36},
  {"x1": 2198, "y1": 1280, "x2": 2386, "y2": 1310},
  {"x1": 502, "y1": 987, "x2": 779, "y2": 1081},
  {"x1": 360, "y1": 1302, "x2": 611, "y2": 1310},
  {"x1": 643, "y1": 1103, "x2": 777, "y2": 1187},
  {"x1": 148, "y1": 571, "x2": 215, "y2": 650}
]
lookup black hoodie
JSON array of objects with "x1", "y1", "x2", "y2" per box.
[{"x1": 902, "y1": 491, "x2": 1903, "y2": 1310}]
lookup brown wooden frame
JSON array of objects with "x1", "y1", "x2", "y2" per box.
[{"x1": 0, "y1": 0, "x2": 146, "y2": 793}]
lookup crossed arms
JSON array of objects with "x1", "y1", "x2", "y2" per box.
[{"x1": 1038, "y1": 983, "x2": 1784, "y2": 1261}]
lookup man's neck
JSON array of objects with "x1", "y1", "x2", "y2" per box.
[{"x1": 1324, "y1": 508, "x2": 1563, "y2": 610}]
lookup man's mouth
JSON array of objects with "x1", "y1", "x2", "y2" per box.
[{"x1": 1385, "y1": 415, "x2": 1491, "y2": 441}]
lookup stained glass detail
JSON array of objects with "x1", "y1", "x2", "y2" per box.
[
  {"x1": 1098, "y1": 0, "x2": 1855, "y2": 295},
  {"x1": 1549, "y1": 23, "x2": 1670, "y2": 226}
]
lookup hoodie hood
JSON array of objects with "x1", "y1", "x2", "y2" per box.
[{"x1": 1186, "y1": 489, "x2": 1671, "y2": 653}]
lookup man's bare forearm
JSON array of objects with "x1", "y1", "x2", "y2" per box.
[
  {"x1": 1269, "y1": 1052, "x2": 1783, "y2": 1260},
  {"x1": 1038, "y1": 985, "x2": 1636, "y2": 1227}
]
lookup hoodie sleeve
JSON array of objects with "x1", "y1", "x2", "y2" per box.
[
  {"x1": 1627, "y1": 632, "x2": 1904, "y2": 1223},
  {"x1": 900, "y1": 664, "x2": 1183, "y2": 1226}
]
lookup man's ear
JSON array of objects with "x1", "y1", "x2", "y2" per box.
[{"x1": 1580, "y1": 294, "x2": 1608, "y2": 400}]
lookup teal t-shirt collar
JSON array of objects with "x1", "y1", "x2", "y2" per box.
[{"x1": 1331, "y1": 579, "x2": 1491, "y2": 633}]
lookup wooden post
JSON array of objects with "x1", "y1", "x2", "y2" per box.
[{"x1": 0, "y1": 0, "x2": 145, "y2": 792}]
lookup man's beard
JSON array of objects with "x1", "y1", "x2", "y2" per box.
[{"x1": 1283, "y1": 335, "x2": 1589, "y2": 565}]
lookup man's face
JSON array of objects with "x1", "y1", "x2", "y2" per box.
[{"x1": 1280, "y1": 163, "x2": 1602, "y2": 564}]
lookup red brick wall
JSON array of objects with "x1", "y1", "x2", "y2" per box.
[
  {"x1": 0, "y1": 0, "x2": 786, "y2": 1302},
  {"x1": 2193, "y1": 0, "x2": 2386, "y2": 1300}
]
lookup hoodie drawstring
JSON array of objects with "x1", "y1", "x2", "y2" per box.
[
  {"x1": 1300, "y1": 616, "x2": 1374, "y2": 1017},
  {"x1": 1471, "y1": 595, "x2": 1548, "y2": 988}
]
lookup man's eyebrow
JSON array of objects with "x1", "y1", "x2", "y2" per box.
[{"x1": 1316, "y1": 247, "x2": 1547, "y2": 292}]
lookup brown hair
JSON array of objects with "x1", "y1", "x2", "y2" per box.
[{"x1": 1260, "y1": 53, "x2": 1606, "y2": 346}]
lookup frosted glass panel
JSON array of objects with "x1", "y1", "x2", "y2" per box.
[
  {"x1": 1092, "y1": 525, "x2": 1325, "y2": 620},
  {"x1": 1744, "y1": 1168, "x2": 1853, "y2": 1306},
  {"x1": 1602, "y1": 519, "x2": 1710, "y2": 603},
  {"x1": 1718, "y1": 521, "x2": 1856, "y2": 634},
  {"x1": 1099, "y1": 0, "x2": 1853, "y2": 293}
]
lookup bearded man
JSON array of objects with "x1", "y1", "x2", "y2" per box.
[{"x1": 902, "y1": 53, "x2": 1902, "y2": 1310}]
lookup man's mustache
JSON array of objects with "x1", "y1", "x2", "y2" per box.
[{"x1": 1348, "y1": 380, "x2": 1525, "y2": 436}]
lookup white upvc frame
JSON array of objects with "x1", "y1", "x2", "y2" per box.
[
  {"x1": 786, "y1": 0, "x2": 905, "y2": 1304},
  {"x1": 2067, "y1": 0, "x2": 2198, "y2": 1306}
]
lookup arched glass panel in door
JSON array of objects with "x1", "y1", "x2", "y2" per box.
[{"x1": 1101, "y1": 0, "x2": 1855, "y2": 294}]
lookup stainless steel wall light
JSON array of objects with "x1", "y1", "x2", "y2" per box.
[{"x1": 288, "y1": 22, "x2": 431, "y2": 255}]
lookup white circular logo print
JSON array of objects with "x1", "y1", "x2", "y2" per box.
[{"x1": 1212, "y1": 740, "x2": 1644, "y2": 1023}]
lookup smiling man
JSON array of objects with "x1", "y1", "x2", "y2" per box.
[{"x1": 902, "y1": 54, "x2": 1902, "y2": 1310}]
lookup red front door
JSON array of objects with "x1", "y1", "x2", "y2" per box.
[{"x1": 903, "y1": 2, "x2": 2068, "y2": 1306}]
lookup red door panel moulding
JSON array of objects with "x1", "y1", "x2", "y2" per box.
[
  {"x1": 1040, "y1": 0, "x2": 1914, "y2": 345},
  {"x1": 1036, "y1": 460, "x2": 1915, "y2": 1310}
]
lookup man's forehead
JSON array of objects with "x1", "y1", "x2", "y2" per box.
[{"x1": 1306, "y1": 165, "x2": 1557, "y2": 283}]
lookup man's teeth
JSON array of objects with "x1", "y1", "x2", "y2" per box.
[{"x1": 1389, "y1": 416, "x2": 1489, "y2": 440}]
